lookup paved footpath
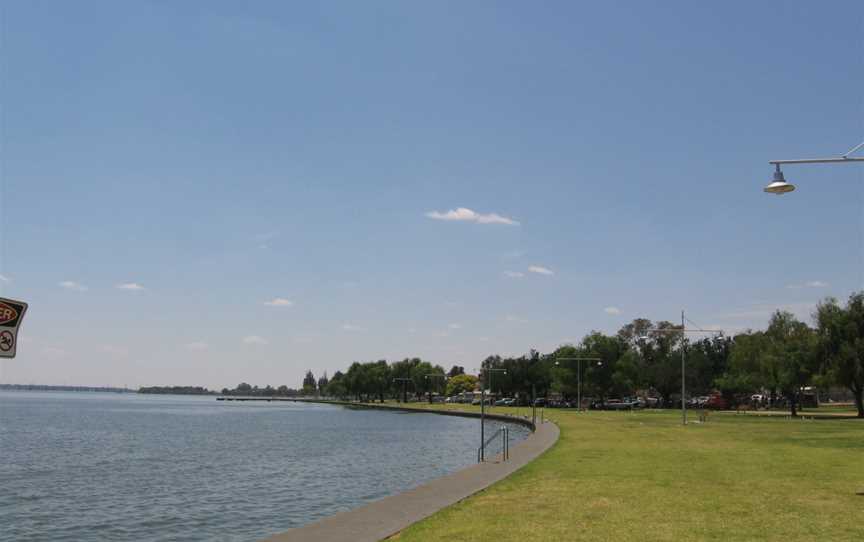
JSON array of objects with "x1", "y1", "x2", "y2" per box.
[{"x1": 263, "y1": 418, "x2": 559, "y2": 542}]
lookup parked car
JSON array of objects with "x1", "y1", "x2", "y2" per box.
[
  {"x1": 533, "y1": 398, "x2": 547, "y2": 407},
  {"x1": 704, "y1": 393, "x2": 728, "y2": 409},
  {"x1": 604, "y1": 399, "x2": 628, "y2": 410}
]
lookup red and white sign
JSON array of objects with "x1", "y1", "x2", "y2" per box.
[{"x1": 0, "y1": 297, "x2": 28, "y2": 359}]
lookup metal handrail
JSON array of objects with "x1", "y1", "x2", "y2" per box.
[{"x1": 477, "y1": 425, "x2": 510, "y2": 463}]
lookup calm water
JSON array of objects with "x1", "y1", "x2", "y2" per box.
[{"x1": 0, "y1": 391, "x2": 527, "y2": 541}]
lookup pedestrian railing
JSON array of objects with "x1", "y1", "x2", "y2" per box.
[{"x1": 477, "y1": 425, "x2": 510, "y2": 463}]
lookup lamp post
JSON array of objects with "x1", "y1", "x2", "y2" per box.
[
  {"x1": 639, "y1": 311, "x2": 723, "y2": 425},
  {"x1": 555, "y1": 356, "x2": 601, "y2": 412},
  {"x1": 424, "y1": 374, "x2": 447, "y2": 404},
  {"x1": 478, "y1": 367, "x2": 506, "y2": 461},
  {"x1": 763, "y1": 140, "x2": 864, "y2": 195},
  {"x1": 760, "y1": 139, "x2": 863, "y2": 496}
]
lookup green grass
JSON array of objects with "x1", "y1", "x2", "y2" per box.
[{"x1": 387, "y1": 406, "x2": 864, "y2": 542}]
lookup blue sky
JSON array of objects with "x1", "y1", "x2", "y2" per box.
[{"x1": 1, "y1": 1, "x2": 862, "y2": 388}]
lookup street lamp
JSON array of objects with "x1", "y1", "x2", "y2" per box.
[
  {"x1": 761, "y1": 139, "x2": 863, "y2": 496},
  {"x1": 424, "y1": 374, "x2": 447, "y2": 404},
  {"x1": 555, "y1": 356, "x2": 601, "y2": 412},
  {"x1": 638, "y1": 311, "x2": 723, "y2": 425},
  {"x1": 763, "y1": 140, "x2": 864, "y2": 195},
  {"x1": 478, "y1": 367, "x2": 506, "y2": 461}
]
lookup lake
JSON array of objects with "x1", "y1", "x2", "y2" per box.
[{"x1": 0, "y1": 391, "x2": 528, "y2": 541}]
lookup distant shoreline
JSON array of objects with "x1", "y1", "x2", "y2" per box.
[{"x1": 0, "y1": 384, "x2": 134, "y2": 393}]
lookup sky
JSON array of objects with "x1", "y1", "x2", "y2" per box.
[{"x1": 0, "y1": 1, "x2": 862, "y2": 389}]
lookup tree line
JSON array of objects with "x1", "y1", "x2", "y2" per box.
[{"x1": 310, "y1": 292, "x2": 864, "y2": 418}]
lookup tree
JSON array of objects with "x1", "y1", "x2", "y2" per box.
[
  {"x1": 345, "y1": 362, "x2": 368, "y2": 401},
  {"x1": 326, "y1": 371, "x2": 347, "y2": 399},
  {"x1": 367, "y1": 360, "x2": 392, "y2": 403},
  {"x1": 816, "y1": 293, "x2": 864, "y2": 417},
  {"x1": 725, "y1": 330, "x2": 776, "y2": 403},
  {"x1": 629, "y1": 320, "x2": 683, "y2": 406},
  {"x1": 317, "y1": 372, "x2": 329, "y2": 396},
  {"x1": 411, "y1": 361, "x2": 444, "y2": 399},
  {"x1": 302, "y1": 370, "x2": 317, "y2": 395},
  {"x1": 391, "y1": 358, "x2": 421, "y2": 400},
  {"x1": 446, "y1": 374, "x2": 478, "y2": 396},
  {"x1": 764, "y1": 311, "x2": 818, "y2": 417},
  {"x1": 447, "y1": 365, "x2": 466, "y2": 378}
]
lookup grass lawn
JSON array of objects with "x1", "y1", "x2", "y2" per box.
[{"x1": 387, "y1": 406, "x2": 863, "y2": 541}]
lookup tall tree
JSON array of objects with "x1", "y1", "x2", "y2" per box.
[
  {"x1": 302, "y1": 370, "x2": 317, "y2": 395},
  {"x1": 447, "y1": 365, "x2": 466, "y2": 378},
  {"x1": 317, "y1": 372, "x2": 329, "y2": 396},
  {"x1": 446, "y1": 374, "x2": 478, "y2": 396},
  {"x1": 816, "y1": 293, "x2": 864, "y2": 417},
  {"x1": 764, "y1": 311, "x2": 818, "y2": 417}
]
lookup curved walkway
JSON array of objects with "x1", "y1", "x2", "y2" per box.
[{"x1": 262, "y1": 412, "x2": 559, "y2": 542}]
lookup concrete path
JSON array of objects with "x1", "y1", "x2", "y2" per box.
[{"x1": 263, "y1": 419, "x2": 559, "y2": 542}]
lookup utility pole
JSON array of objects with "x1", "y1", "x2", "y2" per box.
[
  {"x1": 555, "y1": 356, "x2": 601, "y2": 412},
  {"x1": 682, "y1": 310, "x2": 686, "y2": 426},
  {"x1": 641, "y1": 313, "x2": 722, "y2": 426}
]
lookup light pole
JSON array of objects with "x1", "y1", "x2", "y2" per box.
[
  {"x1": 639, "y1": 311, "x2": 723, "y2": 425},
  {"x1": 555, "y1": 356, "x2": 601, "y2": 412},
  {"x1": 760, "y1": 139, "x2": 863, "y2": 496},
  {"x1": 478, "y1": 367, "x2": 506, "y2": 461},
  {"x1": 763, "y1": 140, "x2": 864, "y2": 195},
  {"x1": 424, "y1": 374, "x2": 447, "y2": 404}
]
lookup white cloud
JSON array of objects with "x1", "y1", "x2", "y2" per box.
[
  {"x1": 263, "y1": 297, "x2": 293, "y2": 307},
  {"x1": 604, "y1": 306, "x2": 622, "y2": 315},
  {"x1": 59, "y1": 280, "x2": 88, "y2": 292},
  {"x1": 342, "y1": 324, "x2": 363, "y2": 331},
  {"x1": 0, "y1": 274, "x2": 10, "y2": 282},
  {"x1": 787, "y1": 280, "x2": 829, "y2": 289},
  {"x1": 426, "y1": 207, "x2": 519, "y2": 225},
  {"x1": 504, "y1": 271, "x2": 525, "y2": 278},
  {"x1": 185, "y1": 341, "x2": 209, "y2": 351},
  {"x1": 242, "y1": 335, "x2": 268, "y2": 345},
  {"x1": 116, "y1": 282, "x2": 145, "y2": 291},
  {"x1": 448, "y1": 323, "x2": 463, "y2": 329},
  {"x1": 505, "y1": 314, "x2": 528, "y2": 323},
  {"x1": 528, "y1": 265, "x2": 554, "y2": 276}
]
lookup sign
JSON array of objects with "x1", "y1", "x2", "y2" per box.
[{"x1": 0, "y1": 297, "x2": 28, "y2": 358}]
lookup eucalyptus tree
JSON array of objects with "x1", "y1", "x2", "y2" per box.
[
  {"x1": 764, "y1": 311, "x2": 818, "y2": 417},
  {"x1": 816, "y1": 293, "x2": 864, "y2": 417}
]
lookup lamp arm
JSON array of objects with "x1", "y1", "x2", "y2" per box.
[{"x1": 843, "y1": 140, "x2": 864, "y2": 158}]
